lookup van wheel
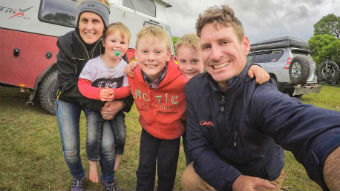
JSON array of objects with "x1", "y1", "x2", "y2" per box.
[
  {"x1": 317, "y1": 61, "x2": 340, "y2": 84},
  {"x1": 289, "y1": 56, "x2": 310, "y2": 85},
  {"x1": 39, "y1": 70, "x2": 58, "y2": 115}
]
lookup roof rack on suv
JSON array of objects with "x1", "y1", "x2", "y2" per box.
[{"x1": 250, "y1": 36, "x2": 308, "y2": 51}]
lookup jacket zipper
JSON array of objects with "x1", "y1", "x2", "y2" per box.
[
  {"x1": 74, "y1": 35, "x2": 101, "y2": 73},
  {"x1": 233, "y1": 128, "x2": 238, "y2": 148},
  {"x1": 76, "y1": 34, "x2": 90, "y2": 60},
  {"x1": 220, "y1": 95, "x2": 225, "y2": 112},
  {"x1": 220, "y1": 94, "x2": 237, "y2": 148}
]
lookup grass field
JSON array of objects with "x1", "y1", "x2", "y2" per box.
[{"x1": 0, "y1": 85, "x2": 339, "y2": 190}]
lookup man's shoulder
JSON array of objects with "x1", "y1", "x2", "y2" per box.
[
  {"x1": 247, "y1": 80, "x2": 292, "y2": 105},
  {"x1": 185, "y1": 73, "x2": 207, "y2": 91}
]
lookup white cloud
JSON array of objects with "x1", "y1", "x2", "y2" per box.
[{"x1": 160, "y1": 0, "x2": 340, "y2": 43}]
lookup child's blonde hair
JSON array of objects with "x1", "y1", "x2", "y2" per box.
[
  {"x1": 104, "y1": 22, "x2": 131, "y2": 43},
  {"x1": 176, "y1": 34, "x2": 200, "y2": 52},
  {"x1": 136, "y1": 25, "x2": 170, "y2": 50}
]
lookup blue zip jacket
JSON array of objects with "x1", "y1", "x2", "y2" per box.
[{"x1": 185, "y1": 63, "x2": 340, "y2": 191}]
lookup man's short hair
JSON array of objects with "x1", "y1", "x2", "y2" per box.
[
  {"x1": 196, "y1": 5, "x2": 244, "y2": 42},
  {"x1": 176, "y1": 34, "x2": 200, "y2": 52},
  {"x1": 136, "y1": 25, "x2": 170, "y2": 50}
]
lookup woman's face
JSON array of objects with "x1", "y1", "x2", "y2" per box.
[{"x1": 78, "y1": 12, "x2": 105, "y2": 44}]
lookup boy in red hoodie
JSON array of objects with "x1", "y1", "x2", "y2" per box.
[{"x1": 128, "y1": 25, "x2": 188, "y2": 191}]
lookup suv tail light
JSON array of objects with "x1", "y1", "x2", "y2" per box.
[{"x1": 284, "y1": 57, "x2": 292, "y2": 69}]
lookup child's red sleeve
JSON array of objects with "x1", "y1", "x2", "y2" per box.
[
  {"x1": 78, "y1": 78, "x2": 101, "y2": 100},
  {"x1": 113, "y1": 86, "x2": 131, "y2": 99}
]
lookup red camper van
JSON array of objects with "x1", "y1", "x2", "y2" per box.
[{"x1": 0, "y1": 0, "x2": 173, "y2": 114}]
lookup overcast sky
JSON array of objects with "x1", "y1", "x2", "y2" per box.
[{"x1": 159, "y1": 0, "x2": 340, "y2": 44}]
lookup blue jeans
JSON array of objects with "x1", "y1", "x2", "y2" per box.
[
  {"x1": 57, "y1": 100, "x2": 116, "y2": 183},
  {"x1": 110, "y1": 112, "x2": 126, "y2": 155},
  {"x1": 84, "y1": 109, "x2": 126, "y2": 158},
  {"x1": 83, "y1": 109, "x2": 102, "y2": 161}
]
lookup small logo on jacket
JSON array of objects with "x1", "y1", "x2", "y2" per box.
[{"x1": 200, "y1": 120, "x2": 214, "y2": 128}]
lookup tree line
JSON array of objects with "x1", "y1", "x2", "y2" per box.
[{"x1": 309, "y1": 13, "x2": 340, "y2": 67}]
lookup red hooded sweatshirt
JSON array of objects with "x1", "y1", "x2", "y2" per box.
[{"x1": 128, "y1": 60, "x2": 188, "y2": 139}]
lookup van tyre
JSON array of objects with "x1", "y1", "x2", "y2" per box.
[
  {"x1": 317, "y1": 61, "x2": 340, "y2": 84},
  {"x1": 39, "y1": 70, "x2": 58, "y2": 115},
  {"x1": 289, "y1": 56, "x2": 310, "y2": 85}
]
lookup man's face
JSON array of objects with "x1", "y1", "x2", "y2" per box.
[
  {"x1": 78, "y1": 12, "x2": 105, "y2": 45},
  {"x1": 200, "y1": 23, "x2": 250, "y2": 89},
  {"x1": 136, "y1": 36, "x2": 171, "y2": 81},
  {"x1": 177, "y1": 46, "x2": 203, "y2": 79}
]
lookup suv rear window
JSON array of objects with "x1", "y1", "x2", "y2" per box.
[
  {"x1": 291, "y1": 49, "x2": 309, "y2": 55},
  {"x1": 250, "y1": 50, "x2": 284, "y2": 63},
  {"x1": 39, "y1": 0, "x2": 79, "y2": 27}
]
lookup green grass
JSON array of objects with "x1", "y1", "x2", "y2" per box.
[{"x1": 0, "y1": 85, "x2": 339, "y2": 190}]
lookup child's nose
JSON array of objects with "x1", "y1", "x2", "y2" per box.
[
  {"x1": 186, "y1": 64, "x2": 193, "y2": 70},
  {"x1": 148, "y1": 53, "x2": 155, "y2": 60}
]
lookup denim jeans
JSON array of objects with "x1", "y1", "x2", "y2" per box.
[
  {"x1": 83, "y1": 109, "x2": 103, "y2": 161},
  {"x1": 84, "y1": 108, "x2": 126, "y2": 158},
  {"x1": 57, "y1": 100, "x2": 116, "y2": 182},
  {"x1": 110, "y1": 112, "x2": 126, "y2": 155},
  {"x1": 100, "y1": 120, "x2": 116, "y2": 183}
]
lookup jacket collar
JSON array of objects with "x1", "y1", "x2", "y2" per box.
[
  {"x1": 72, "y1": 30, "x2": 103, "y2": 60},
  {"x1": 142, "y1": 62, "x2": 168, "y2": 88},
  {"x1": 206, "y1": 62, "x2": 252, "y2": 94}
]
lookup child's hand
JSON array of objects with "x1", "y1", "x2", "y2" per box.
[
  {"x1": 248, "y1": 65, "x2": 270, "y2": 85},
  {"x1": 124, "y1": 60, "x2": 138, "y2": 77},
  {"x1": 100, "y1": 88, "x2": 114, "y2": 102}
]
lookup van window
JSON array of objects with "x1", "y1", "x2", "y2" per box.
[
  {"x1": 39, "y1": 0, "x2": 79, "y2": 27},
  {"x1": 123, "y1": 0, "x2": 156, "y2": 17}
]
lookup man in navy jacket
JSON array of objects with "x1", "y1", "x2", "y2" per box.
[{"x1": 181, "y1": 5, "x2": 340, "y2": 191}]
